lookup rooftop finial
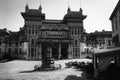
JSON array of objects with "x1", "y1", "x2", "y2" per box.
[
  {"x1": 67, "y1": 7, "x2": 71, "y2": 13},
  {"x1": 27, "y1": 0, "x2": 28, "y2": 5},
  {"x1": 39, "y1": 0, "x2": 42, "y2": 13},
  {"x1": 68, "y1": 0, "x2": 70, "y2": 8},
  {"x1": 79, "y1": 0, "x2": 83, "y2": 14},
  {"x1": 80, "y1": 0, "x2": 82, "y2": 8},
  {"x1": 40, "y1": 0, "x2": 41, "y2": 6},
  {"x1": 25, "y1": 0, "x2": 29, "y2": 12},
  {"x1": 67, "y1": 0, "x2": 71, "y2": 13},
  {"x1": 79, "y1": 8, "x2": 83, "y2": 15}
]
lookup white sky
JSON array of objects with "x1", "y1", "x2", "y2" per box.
[{"x1": 0, "y1": 0, "x2": 119, "y2": 33}]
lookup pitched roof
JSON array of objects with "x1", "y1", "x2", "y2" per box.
[
  {"x1": 43, "y1": 19, "x2": 62, "y2": 24},
  {"x1": 64, "y1": 11, "x2": 87, "y2": 19},
  {"x1": 0, "y1": 29, "x2": 9, "y2": 37},
  {"x1": 109, "y1": 0, "x2": 120, "y2": 20}
]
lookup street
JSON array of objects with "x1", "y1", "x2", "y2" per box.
[{"x1": 0, "y1": 59, "x2": 92, "y2": 80}]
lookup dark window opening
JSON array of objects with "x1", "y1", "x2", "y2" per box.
[
  {"x1": 31, "y1": 39, "x2": 35, "y2": 45},
  {"x1": 75, "y1": 40, "x2": 77, "y2": 45},
  {"x1": 15, "y1": 42, "x2": 18, "y2": 46}
]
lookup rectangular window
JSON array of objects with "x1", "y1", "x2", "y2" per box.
[
  {"x1": 36, "y1": 30, "x2": 37, "y2": 34},
  {"x1": 75, "y1": 48, "x2": 78, "y2": 57},
  {"x1": 19, "y1": 48, "x2": 22, "y2": 53},
  {"x1": 78, "y1": 30, "x2": 80, "y2": 35},
  {"x1": 32, "y1": 30, "x2": 34, "y2": 34},
  {"x1": 0, "y1": 41, "x2": 1, "y2": 46},
  {"x1": 108, "y1": 40, "x2": 112, "y2": 46},
  {"x1": 35, "y1": 48, "x2": 36, "y2": 57},
  {"x1": 15, "y1": 48, "x2": 18, "y2": 53},
  {"x1": 15, "y1": 42, "x2": 18, "y2": 46},
  {"x1": 29, "y1": 30, "x2": 31, "y2": 34},
  {"x1": 0, "y1": 48, "x2": 1, "y2": 53},
  {"x1": 31, "y1": 39, "x2": 35, "y2": 45},
  {"x1": 72, "y1": 30, "x2": 73, "y2": 35},
  {"x1": 31, "y1": 48, "x2": 34, "y2": 57},
  {"x1": 29, "y1": 48, "x2": 30, "y2": 57},
  {"x1": 9, "y1": 42, "x2": 11, "y2": 46},
  {"x1": 75, "y1": 40, "x2": 77, "y2": 45},
  {"x1": 75, "y1": 30, "x2": 77, "y2": 35},
  {"x1": 115, "y1": 14, "x2": 118, "y2": 30},
  {"x1": 8, "y1": 48, "x2": 11, "y2": 53}
]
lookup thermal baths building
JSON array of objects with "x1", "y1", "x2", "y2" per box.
[{"x1": 21, "y1": 5, "x2": 87, "y2": 59}]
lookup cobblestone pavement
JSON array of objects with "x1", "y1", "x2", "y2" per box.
[{"x1": 0, "y1": 59, "x2": 92, "y2": 80}]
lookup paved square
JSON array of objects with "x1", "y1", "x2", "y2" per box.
[{"x1": 0, "y1": 59, "x2": 92, "y2": 80}]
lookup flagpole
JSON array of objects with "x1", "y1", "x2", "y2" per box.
[
  {"x1": 80, "y1": 0, "x2": 82, "y2": 8},
  {"x1": 27, "y1": 0, "x2": 28, "y2": 5},
  {"x1": 68, "y1": 0, "x2": 70, "y2": 8},
  {"x1": 40, "y1": 0, "x2": 41, "y2": 6}
]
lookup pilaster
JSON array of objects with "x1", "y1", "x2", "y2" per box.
[{"x1": 58, "y1": 44, "x2": 61, "y2": 59}]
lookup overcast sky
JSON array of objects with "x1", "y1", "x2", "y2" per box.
[{"x1": 0, "y1": 0, "x2": 119, "y2": 33}]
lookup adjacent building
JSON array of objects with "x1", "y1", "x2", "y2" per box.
[
  {"x1": 82, "y1": 30, "x2": 113, "y2": 58},
  {"x1": 109, "y1": 0, "x2": 120, "y2": 47},
  {"x1": 0, "y1": 29, "x2": 9, "y2": 59},
  {"x1": 0, "y1": 28, "x2": 27, "y2": 60}
]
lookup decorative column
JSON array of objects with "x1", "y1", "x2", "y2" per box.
[
  {"x1": 93, "y1": 54, "x2": 98, "y2": 78},
  {"x1": 68, "y1": 44, "x2": 71, "y2": 58},
  {"x1": 58, "y1": 44, "x2": 61, "y2": 59},
  {"x1": 49, "y1": 47, "x2": 52, "y2": 59},
  {"x1": 71, "y1": 45, "x2": 73, "y2": 58},
  {"x1": 39, "y1": 44, "x2": 42, "y2": 59},
  {"x1": 29, "y1": 48, "x2": 31, "y2": 59},
  {"x1": 34, "y1": 48, "x2": 36, "y2": 59}
]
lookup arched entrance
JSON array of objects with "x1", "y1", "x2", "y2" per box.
[
  {"x1": 52, "y1": 44, "x2": 59, "y2": 59},
  {"x1": 61, "y1": 44, "x2": 68, "y2": 59}
]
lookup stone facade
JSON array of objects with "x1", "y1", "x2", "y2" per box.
[
  {"x1": 0, "y1": 28, "x2": 27, "y2": 60},
  {"x1": 82, "y1": 30, "x2": 113, "y2": 58},
  {"x1": 21, "y1": 5, "x2": 87, "y2": 60}
]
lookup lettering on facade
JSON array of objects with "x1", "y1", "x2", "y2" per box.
[{"x1": 46, "y1": 31, "x2": 65, "y2": 35}]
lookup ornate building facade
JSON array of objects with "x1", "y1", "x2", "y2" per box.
[{"x1": 21, "y1": 4, "x2": 87, "y2": 59}]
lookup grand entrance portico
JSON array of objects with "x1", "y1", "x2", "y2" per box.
[{"x1": 37, "y1": 38, "x2": 72, "y2": 60}]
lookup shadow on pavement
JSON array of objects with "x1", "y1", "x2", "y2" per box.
[
  {"x1": 19, "y1": 70, "x2": 36, "y2": 73},
  {"x1": 0, "y1": 59, "x2": 14, "y2": 63},
  {"x1": 64, "y1": 71, "x2": 92, "y2": 80},
  {"x1": 19, "y1": 69, "x2": 64, "y2": 73},
  {"x1": 97, "y1": 63, "x2": 120, "y2": 80}
]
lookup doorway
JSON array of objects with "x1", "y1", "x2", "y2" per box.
[{"x1": 61, "y1": 44, "x2": 68, "y2": 59}]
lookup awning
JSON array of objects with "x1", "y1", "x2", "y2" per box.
[
  {"x1": 93, "y1": 47, "x2": 120, "y2": 78},
  {"x1": 94, "y1": 47, "x2": 120, "y2": 57}
]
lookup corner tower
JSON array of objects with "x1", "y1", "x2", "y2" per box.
[
  {"x1": 21, "y1": 2, "x2": 45, "y2": 59},
  {"x1": 63, "y1": 7, "x2": 87, "y2": 58}
]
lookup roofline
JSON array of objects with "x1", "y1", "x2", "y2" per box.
[
  {"x1": 44, "y1": 19, "x2": 62, "y2": 21},
  {"x1": 109, "y1": 0, "x2": 120, "y2": 20}
]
